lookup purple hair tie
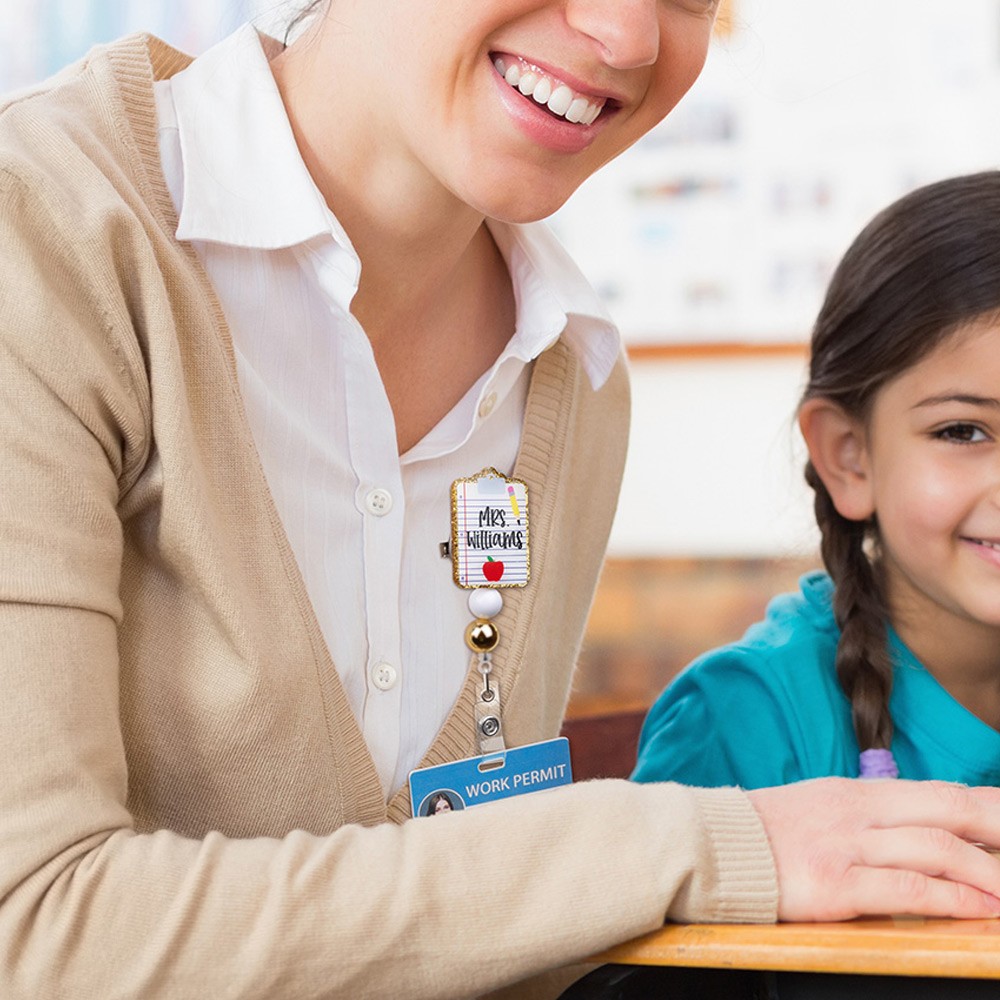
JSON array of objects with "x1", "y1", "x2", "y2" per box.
[{"x1": 859, "y1": 748, "x2": 899, "y2": 779}]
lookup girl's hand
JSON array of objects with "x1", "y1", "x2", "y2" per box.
[{"x1": 747, "y1": 778, "x2": 1000, "y2": 921}]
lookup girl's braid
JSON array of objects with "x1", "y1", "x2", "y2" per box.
[{"x1": 805, "y1": 462, "x2": 894, "y2": 751}]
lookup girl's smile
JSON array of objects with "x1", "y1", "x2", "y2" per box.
[{"x1": 964, "y1": 535, "x2": 1000, "y2": 572}]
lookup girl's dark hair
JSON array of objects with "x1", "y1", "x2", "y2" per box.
[
  {"x1": 801, "y1": 171, "x2": 1000, "y2": 753},
  {"x1": 283, "y1": 0, "x2": 327, "y2": 47}
]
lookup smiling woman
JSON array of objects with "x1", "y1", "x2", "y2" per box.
[
  {"x1": 3, "y1": 2, "x2": 1000, "y2": 999},
  {"x1": 268, "y1": 0, "x2": 715, "y2": 230}
]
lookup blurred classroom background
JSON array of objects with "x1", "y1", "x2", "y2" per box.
[{"x1": 6, "y1": 0, "x2": 1000, "y2": 718}]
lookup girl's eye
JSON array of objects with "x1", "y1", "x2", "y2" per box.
[{"x1": 935, "y1": 423, "x2": 989, "y2": 444}]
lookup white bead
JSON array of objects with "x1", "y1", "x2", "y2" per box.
[{"x1": 468, "y1": 588, "x2": 503, "y2": 619}]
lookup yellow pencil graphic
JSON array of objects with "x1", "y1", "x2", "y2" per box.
[{"x1": 507, "y1": 485, "x2": 520, "y2": 519}]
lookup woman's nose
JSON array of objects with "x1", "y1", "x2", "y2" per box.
[{"x1": 565, "y1": 0, "x2": 660, "y2": 70}]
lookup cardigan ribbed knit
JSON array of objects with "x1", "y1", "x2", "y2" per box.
[{"x1": 0, "y1": 33, "x2": 777, "y2": 1000}]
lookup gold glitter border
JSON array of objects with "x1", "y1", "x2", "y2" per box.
[{"x1": 451, "y1": 467, "x2": 530, "y2": 590}]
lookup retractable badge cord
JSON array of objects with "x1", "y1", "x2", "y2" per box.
[
  {"x1": 467, "y1": 594, "x2": 505, "y2": 755},
  {"x1": 408, "y1": 467, "x2": 572, "y2": 818},
  {"x1": 452, "y1": 467, "x2": 530, "y2": 755}
]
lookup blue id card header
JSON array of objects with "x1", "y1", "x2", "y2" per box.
[{"x1": 409, "y1": 738, "x2": 573, "y2": 818}]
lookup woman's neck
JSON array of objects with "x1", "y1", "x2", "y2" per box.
[
  {"x1": 268, "y1": 24, "x2": 517, "y2": 455},
  {"x1": 269, "y1": 23, "x2": 487, "y2": 333}
]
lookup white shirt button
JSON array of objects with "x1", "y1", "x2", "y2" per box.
[
  {"x1": 364, "y1": 488, "x2": 393, "y2": 516},
  {"x1": 371, "y1": 661, "x2": 398, "y2": 691},
  {"x1": 478, "y1": 392, "x2": 497, "y2": 419}
]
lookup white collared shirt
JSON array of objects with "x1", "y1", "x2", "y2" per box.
[{"x1": 153, "y1": 24, "x2": 620, "y2": 795}]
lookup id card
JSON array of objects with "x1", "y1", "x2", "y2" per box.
[{"x1": 410, "y1": 738, "x2": 572, "y2": 818}]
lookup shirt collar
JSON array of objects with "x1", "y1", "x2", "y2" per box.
[
  {"x1": 168, "y1": 24, "x2": 346, "y2": 250},
  {"x1": 490, "y1": 221, "x2": 621, "y2": 390}
]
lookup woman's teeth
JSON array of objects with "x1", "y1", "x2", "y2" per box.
[{"x1": 493, "y1": 57, "x2": 604, "y2": 126}]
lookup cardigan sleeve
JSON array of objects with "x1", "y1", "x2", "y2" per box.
[{"x1": 0, "y1": 164, "x2": 775, "y2": 999}]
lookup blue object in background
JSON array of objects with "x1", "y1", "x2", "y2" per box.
[{"x1": 1, "y1": 0, "x2": 259, "y2": 91}]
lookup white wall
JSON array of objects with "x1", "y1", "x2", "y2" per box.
[{"x1": 610, "y1": 355, "x2": 819, "y2": 558}]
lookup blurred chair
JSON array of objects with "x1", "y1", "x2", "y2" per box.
[{"x1": 559, "y1": 709, "x2": 647, "y2": 781}]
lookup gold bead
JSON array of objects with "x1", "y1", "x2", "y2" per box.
[{"x1": 465, "y1": 618, "x2": 500, "y2": 653}]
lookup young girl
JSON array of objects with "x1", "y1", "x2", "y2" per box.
[{"x1": 633, "y1": 171, "x2": 1000, "y2": 791}]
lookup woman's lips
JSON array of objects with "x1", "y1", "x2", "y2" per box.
[
  {"x1": 491, "y1": 52, "x2": 609, "y2": 125},
  {"x1": 487, "y1": 52, "x2": 621, "y2": 155}
]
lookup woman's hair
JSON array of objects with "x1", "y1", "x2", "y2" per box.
[
  {"x1": 282, "y1": 0, "x2": 328, "y2": 47},
  {"x1": 801, "y1": 171, "x2": 1000, "y2": 753},
  {"x1": 428, "y1": 792, "x2": 454, "y2": 815}
]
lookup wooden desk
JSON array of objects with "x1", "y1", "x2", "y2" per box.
[{"x1": 594, "y1": 918, "x2": 1000, "y2": 980}]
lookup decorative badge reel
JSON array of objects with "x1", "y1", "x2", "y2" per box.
[
  {"x1": 451, "y1": 468, "x2": 529, "y2": 755},
  {"x1": 408, "y1": 467, "x2": 572, "y2": 817}
]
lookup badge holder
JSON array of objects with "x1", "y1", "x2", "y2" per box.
[{"x1": 410, "y1": 468, "x2": 572, "y2": 816}]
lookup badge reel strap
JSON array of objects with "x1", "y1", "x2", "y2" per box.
[
  {"x1": 466, "y1": 614, "x2": 505, "y2": 756},
  {"x1": 453, "y1": 468, "x2": 529, "y2": 757}
]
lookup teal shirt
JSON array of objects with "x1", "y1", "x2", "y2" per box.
[{"x1": 632, "y1": 572, "x2": 1000, "y2": 789}]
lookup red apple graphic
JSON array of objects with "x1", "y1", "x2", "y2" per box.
[{"x1": 482, "y1": 556, "x2": 504, "y2": 582}]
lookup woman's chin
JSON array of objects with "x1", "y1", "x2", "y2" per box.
[{"x1": 462, "y1": 180, "x2": 576, "y2": 225}]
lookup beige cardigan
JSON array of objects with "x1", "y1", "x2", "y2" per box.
[{"x1": 0, "y1": 34, "x2": 777, "y2": 1000}]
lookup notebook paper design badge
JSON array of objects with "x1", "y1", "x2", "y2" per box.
[{"x1": 451, "y1": 468, "x2": 529, "y2": 589}]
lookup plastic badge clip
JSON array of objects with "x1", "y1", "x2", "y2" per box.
[{"x1": 475, "y1": 663, "x2": 505, "y2": 755}]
